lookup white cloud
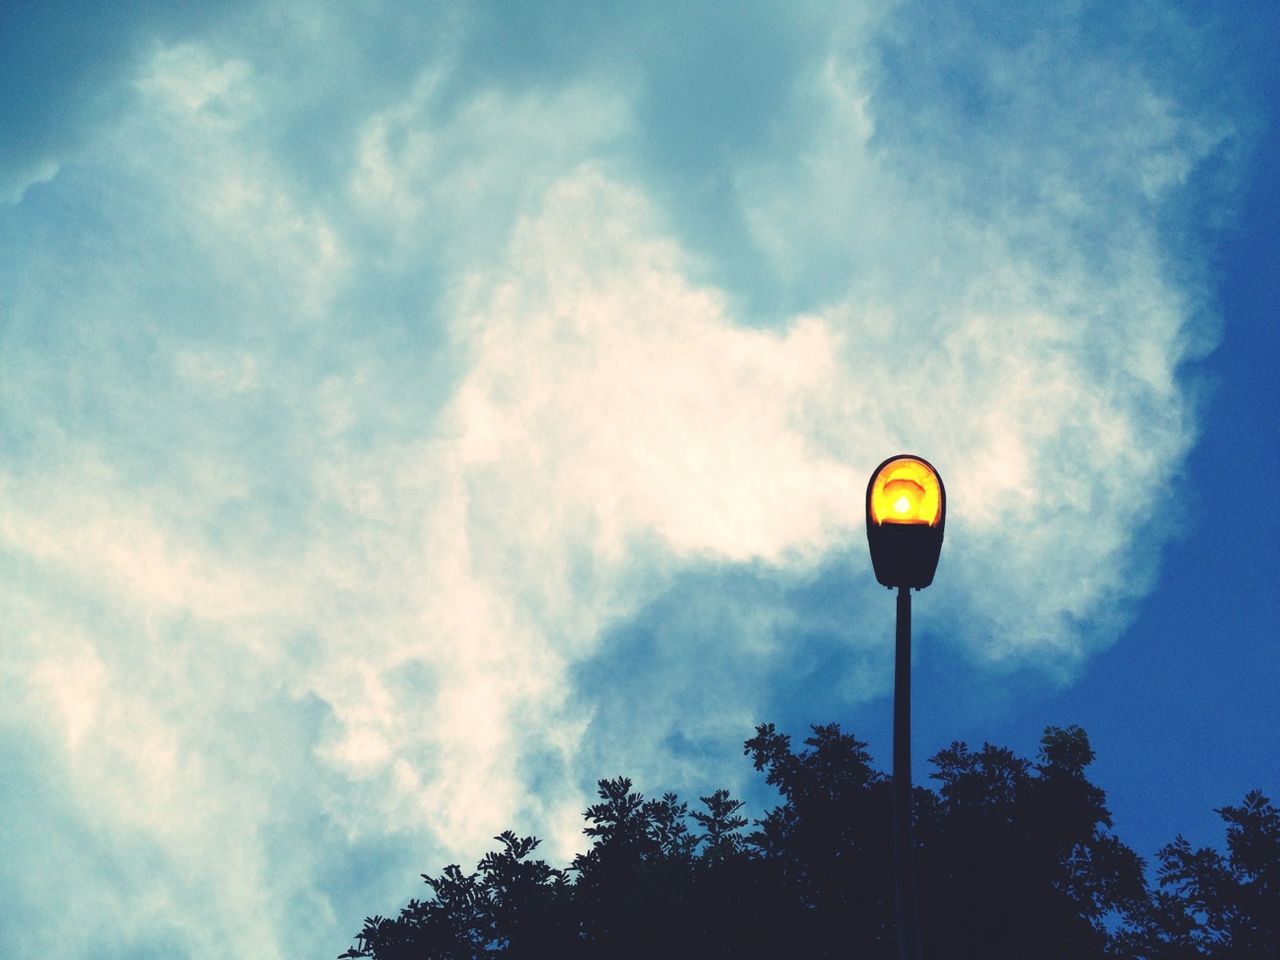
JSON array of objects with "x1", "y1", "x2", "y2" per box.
[
  {"x1": 448, "y1": 167, "x2": 859, "y2": 569},
  {"x1": 0, "y1": 158, "x2": 59, "y2": 205}
]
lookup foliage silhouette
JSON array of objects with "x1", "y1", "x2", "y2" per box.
[
  {"x1": 1114, "y1": 789, "x2": 1280, "y2": 959},
  {"x1": 340, "y1": 724, "x2": 1277, "y2": 959}
]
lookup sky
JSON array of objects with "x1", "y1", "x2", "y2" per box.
[{"x1": 1, "y1": 1, "x2": 1276, "y2": 957}]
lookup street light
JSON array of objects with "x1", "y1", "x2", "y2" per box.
[
  {"x1": 866, "y1": 454, "x2": 946, "y2": 960},
  {"x1": 866, "y1": 455, "x2": 945, "y2": 589}
]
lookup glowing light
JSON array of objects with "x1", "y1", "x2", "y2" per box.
[{"x1": 870, "y1": 458, "x2": 942, "y2": 526}]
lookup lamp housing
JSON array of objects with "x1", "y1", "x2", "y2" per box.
[{"x1": 865, "y1": 454, "x2": 946, "y2": 589}]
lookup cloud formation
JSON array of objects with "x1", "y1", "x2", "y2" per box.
[{"x1": 0, "y1": 3, "x2": 1242, "y2": 957}]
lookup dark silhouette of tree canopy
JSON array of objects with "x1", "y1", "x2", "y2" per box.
[
  {"x1": 1114, "y1": 789, "x2": 1280, "y2": 959},
  {"x1": 340, "y1": 724, "x2": 1278, "y2": 959}
]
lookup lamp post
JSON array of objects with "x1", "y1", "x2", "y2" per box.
[{"x1": 866, "y1": 455, "x2": 946, "y2": 960}]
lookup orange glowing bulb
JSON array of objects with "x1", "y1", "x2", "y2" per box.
[{"x1": 870, "y1": 458, "x2": 942, "y2": 526}]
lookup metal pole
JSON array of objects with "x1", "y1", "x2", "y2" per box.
[{"x1": 893, "y1": 584, "x2": 922, "y2": 960}]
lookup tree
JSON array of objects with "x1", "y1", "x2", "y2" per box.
[
  {"x1": 741, "y1": 722, "x2": 896, "y2": 956},
  {"x1": 1117, "y1": 790, "x2": 1280, "y2": 959},
  {"x1": 916, "y1": 726, "x2": 1148, "y2": 958},
  {"x1": 340, "y1": 723, "x2": 1274, "y2": 959}
]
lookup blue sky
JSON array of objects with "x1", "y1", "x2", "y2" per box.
[{"x1": 1, "y1": 2, "x2": 1276, "y2": 957}]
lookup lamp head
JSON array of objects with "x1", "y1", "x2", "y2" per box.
[{"x1": 865, "y1": 454, "x2": 946, "y2": 589}]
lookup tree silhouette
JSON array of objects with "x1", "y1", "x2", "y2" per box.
[
  {"x1": 916, "y1": 726, "x2": 1148, "y2": 957},
  {"x1": 340, "y1": 724, "x2": 1276, "y2": 959},
  {"x1": 1115, "y1": 789, "x2": 1280, "y2": 959},
  {"x1": 741, "y1": 722, "x2": 896, "y2": 955}
]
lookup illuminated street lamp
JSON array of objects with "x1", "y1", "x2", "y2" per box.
[
  {"x1": 866, "y1": 455, "x2": 945, "y2": 589},
  {"x1": 866, "y1": 454, "x2": 946, "y2": 960}
]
